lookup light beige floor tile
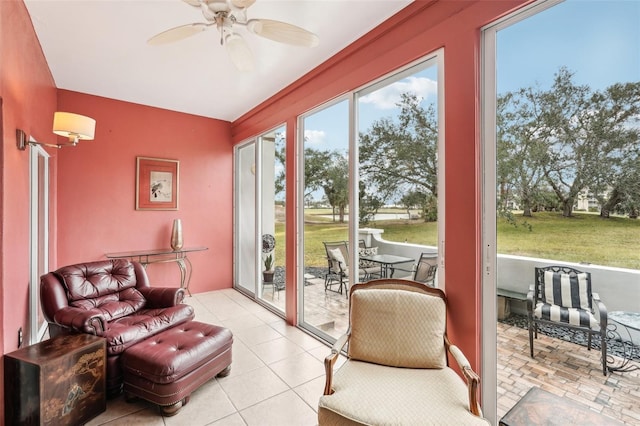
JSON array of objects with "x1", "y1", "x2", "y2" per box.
[
  {"x1": 250, "y1": 305, "x2": 284, "y2": 323},
  {"x1": 93, "y1": 407, "x2": 165, "y2": 425},
  {"x1": 268, "y1": 323, "x2": 327, "y2": 351},
  {"x1": 164, "y1": 380, "x2": 236, "y2": 426},
  {"x1": 251, "y1": 336, "x2": 305, "y2": 365},
  {"x1": 218, "y1": 366, "x2": 289, "y2": 410},
  {"x1": 85, "y1": 395, "x2": 152, "y2": 425},
  {"x1": 233, "y1": 324, "x2": 284, "y2": 347},
  {"x1": 293, "y1": 376, "x2": 325, "y2": 411},
  {"x1": 269, "y1": 352, "x2": 325, "y2": 388},
  {"x1": 221, "y1": 313, "x2": 267, "y2": 333},
  {"x1": 307, "y1": 344, "x2": 331, "y2": 362},
  {"x1": 220, "y1": 340, "x2": 265, "y2": 377},
  {"x1": 209, "y1": 413, "x2": 248, "y2": 426},
  {"x1": 240, "y1": 390, "x2": 318, "y2": 426},
  {"x1": 194, "y1": 310, "x2": 223, "y2": 325}
]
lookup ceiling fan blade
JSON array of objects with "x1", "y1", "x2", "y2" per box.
[
  {"x1": 147, "y1": 23, "x2": 212, "y2": 45},
  {"x1": 182, "y1": 0, "x2": 201, "y2": 7},
  {"x1": 225, "y1": 33, "x2": 254, "y2": 72},
  {"x1": 230, "y1": 0, "x2": 255, "y2": 8},
  {"x1": 246, "y1": 19, "x2": 319, "y2": 48}
]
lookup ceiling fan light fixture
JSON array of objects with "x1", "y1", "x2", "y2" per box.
[
  {"x1": 225, "y1": 32, "x2": 254, "y2": 72},
  {"x1": 247, "y1": 19, "x2": 319, "y2": 48}
]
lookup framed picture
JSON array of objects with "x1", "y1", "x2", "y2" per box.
[{"x1": 136, "y1": 157, "x2": 179, "y2": 210}]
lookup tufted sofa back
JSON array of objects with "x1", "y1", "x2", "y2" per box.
[{"x1": 42, "y1": 259, "x2": 150, "y2": 323}]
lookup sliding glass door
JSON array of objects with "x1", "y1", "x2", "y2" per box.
[
  {"x1": 234, "y1": 126, "x2": 286, "y2": 313},
  {"x1": 297, "y1": 52, "x2": 444, "y2": 341}
]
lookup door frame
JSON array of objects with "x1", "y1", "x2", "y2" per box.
[{"x1": 29, "y1": 141, "x2": 50, "y2": 344}]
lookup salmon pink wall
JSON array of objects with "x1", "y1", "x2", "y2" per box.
[
  {"x1": 232, "y1": 0, "x2": 529, "y2": 376},
  {"x1": 1, "y1": 0, "x2": 58, "y2": 417},
  {"x1": 56, "y1": 90, "x2": 233, "y2": 294}
]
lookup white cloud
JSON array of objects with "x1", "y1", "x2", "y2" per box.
[
  {"x1": 360, "y1": 76, "x2": 437, "y2": 110},
  {"x1": 304, "y1": 129, "x2": 326, "y2": 145}
]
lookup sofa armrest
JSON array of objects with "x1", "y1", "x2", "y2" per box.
[
  {"x1": 138, "y1": 287, "x2": 185, "y2": 308},
  {"x1": 53, "y1": 307, "x2": 106, "y2": 335},
  {"x1": 448, "y1": 344, "x2": 482, "y2": 417},
  {"x1": 323, "y1": 333, "x2": 349, "y2": 396}
]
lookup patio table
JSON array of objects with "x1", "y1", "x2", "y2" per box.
[
  {"x1": 607, "y1": 311, "x2": 640, "y2": 373},
  {"x1": 359, "y1": 254, "x2": 414, "y2": 278}
]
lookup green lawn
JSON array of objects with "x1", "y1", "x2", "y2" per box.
[{"x1": 274, "y1": 211, "x2": 640, "y2": 270}]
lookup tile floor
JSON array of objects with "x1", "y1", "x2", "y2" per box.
[
  {"x1": 86, "y1": 288, "x2": 640, "y2": 425},
  {"x1": 87, "y1": 288, "x2": 333, "y2": 426}
]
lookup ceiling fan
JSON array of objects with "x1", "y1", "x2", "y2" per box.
[{"x1": 148, "y1": 0, "x2": 319, "y2": 72}]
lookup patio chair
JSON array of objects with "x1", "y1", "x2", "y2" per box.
[
  {"x1": 323, "y1": 241, "x2": 381, "y2": 297},
  {"x1": 357, "y1": 239, "x2": 383, "y2": 280},
  {"x1": 414, "y1": 252, "x2": 438, "y2": 286},
  {"x1": 319, "y1": 279, "x2": 489, "y2": 425},
  {"x1": 528, "y1": 266, "x2": 608, "y2": 376},
  {"x1": 323, "y1": 241, "x2": 350, "y2": 295}
]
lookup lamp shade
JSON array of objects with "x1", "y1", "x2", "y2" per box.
[{"x1": 53, "y1": 112, "x2": 96, "y2": 141}]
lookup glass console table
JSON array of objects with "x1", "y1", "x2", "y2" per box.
[{"x1": 105, "y1": 246, "x2": 208, "y2": 296}]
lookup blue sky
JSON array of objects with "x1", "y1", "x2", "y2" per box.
[
  {"x1": 497, "y1": 0, "x2": 639, "y2": 93},
  {"x1": 301, "y1": 0, "x2": 639, "y2": 176}
]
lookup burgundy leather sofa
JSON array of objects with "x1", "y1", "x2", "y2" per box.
[{"x1": 40, "y1": 259, "x2": 195, "y2": 395}]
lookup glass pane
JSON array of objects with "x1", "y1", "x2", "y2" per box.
[
  {"x1": 235, "y1": 142, "x2": 257, "y2": 294},
  {"x1": 259, "y1": 126, "x2": 286, "y2": 310},
  {"x1": 300, "y1": 99, "x2": 350, "y2": 339},
  {"x1": 491, "y1": 0, "x2": 640, "y2": 422},
  {"x1": 357, "y1": 60, "x2": 440, "y2": 286}
]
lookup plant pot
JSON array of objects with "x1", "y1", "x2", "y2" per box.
[{"x1": 263, "y1": 271, "x2": 275, "y2": 283}]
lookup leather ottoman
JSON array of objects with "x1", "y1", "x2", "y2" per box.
[{"x1": 121, "y1": 320, "x2": 233, "y2": 416}]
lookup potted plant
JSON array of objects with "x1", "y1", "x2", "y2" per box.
[
  {"x1": 263, "y1": 253, "x2": 274, "y2": 283},
  {"x1": 262, "y1": 234, "x2": 276, "y2": 283}
]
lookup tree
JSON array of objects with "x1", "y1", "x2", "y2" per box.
[
  {"x1": 538, "y1": 69, "x2": 640, "y2": 217},
  {"x1": 303, "y1": 147, "x2": 333, "y2": 199},
  {"x1": 497, "y1": 90, "x2": 549, "y2": 217},
  {"x1": 322, "y1": 154, "x2": 349, "y2": 222},
  {"x1": 359, "y1": 181, "x2": 384, "y2": 225},
  {"x1": 274, "y1": 132, "x2": 286, "y2": 198},
  {"x1": 359, "y1": 93, "x2": 438, "y2": 219},
  {"x1": 498, "y1": 68, "x2": 640, "y2": 218}
]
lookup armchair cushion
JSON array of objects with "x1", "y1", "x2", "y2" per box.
[
  {"x1": 104, "y1": 304, "x2": 194, "y2": 355},
  {"x1": 534, "y1": 303, "x2": 599, "y2": 328},
  {"x1": 319, "y1": 360, "x2": 488, "y2": 425},
  {"x1": 328, "y1": 248, "x2": 346, "y2": 268},
  {"x1": 55, "y1": 260, "x2": 138, "y2": 301},
  {"x1": 542, "y1": 270, "x2": 591, "y2": 310},
  {"x1": 357, "y1": 246, "x2": 378, "y2": 268},
  {"x1": 348, "y1": 288, "x2": 446, "y2": 368}
]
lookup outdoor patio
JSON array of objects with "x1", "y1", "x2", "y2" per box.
[{"x1": 262, "y1": 279, "x2": 640, "y2": 425}]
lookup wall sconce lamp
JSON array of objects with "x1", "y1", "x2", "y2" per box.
[{"x1": 17, "y1": 112, "x2": 96, "y2": 150}]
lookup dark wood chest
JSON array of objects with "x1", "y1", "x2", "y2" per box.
[{"x1": 4, "y1": 334, "x2": 106, "y2": 425}]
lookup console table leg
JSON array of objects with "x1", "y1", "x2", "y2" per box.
[{"x1": 176, "y1": 256, "x2": 194, "y2": 296}]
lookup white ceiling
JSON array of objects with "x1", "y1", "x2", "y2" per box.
[{"x1": 24, "y1": 0, "x2": 412, "y2": 122}]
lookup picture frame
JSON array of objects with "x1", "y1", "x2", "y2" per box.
[{"x1": 136, "y1": 157, "x2": 179, "y2": 210}]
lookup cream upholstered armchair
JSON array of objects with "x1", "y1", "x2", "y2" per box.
[{"x1": 319, "y1": 279, "x2": 489, "y2": 425}]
